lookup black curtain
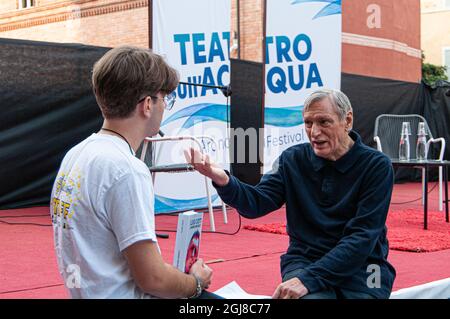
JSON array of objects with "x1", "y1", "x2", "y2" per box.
[
  {"x1": 342, "y1": 73, "x2": 450, "y2": 182},
  {"x1": 422, "y1": 80, "x2": 450, "y2": 162},
  {"x1": 341, "y1": 73, "x2": 423, "y2": 148},
  {"x1": 230, "y1": 58, "x2": 265, "y2": 185},
  {"x1": 0, "y1": 38, "x2": 108, "y2": 209}
]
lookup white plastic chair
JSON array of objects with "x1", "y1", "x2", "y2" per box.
[
  {"x1": 139, "y1": 135, "x2": 227, "y2": 231},
  {"x1": 374, "y1": 114, "x2": 446, "y2": 211}
]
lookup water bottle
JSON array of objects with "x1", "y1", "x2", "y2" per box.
[
  {"x1": 416, "y1": 122, "x2": 428, "y2": 161},
  {"x1": 399, "y1": 122, "x2": 411, "y2": 161}
]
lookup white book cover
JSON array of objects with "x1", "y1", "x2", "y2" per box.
[{"x1": 173, "y1": 210, "x2": 203, "y2": 273}]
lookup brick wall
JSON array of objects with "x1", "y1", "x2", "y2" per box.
[
  {"x1": 342, "y1": 0, "x2": 422, "y2": 82},
  {"x1": 0, "y1": 0, "x2": 422, "y2": 82},
  {"x1": 0, "y1": 6, "x2": 148, "y2": 47},
  {"x1": 238, "y1": 0, "x2": 263, "y2": 62},
  {"x1": 0, "y1": 0, "x2": 149, "y2": 48}
]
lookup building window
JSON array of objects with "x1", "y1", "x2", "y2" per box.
[
  {"x1": 444, "y1": 49, "x2": 450, "y2": 80},
  {"x1": 18, "y1": 0, "x2": 35, "y2": 9}
]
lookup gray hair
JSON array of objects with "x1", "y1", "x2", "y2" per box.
[{"x1": 303, "y1": 89, "x2": 353, "y2": 120}]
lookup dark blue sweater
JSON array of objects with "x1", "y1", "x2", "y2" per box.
[{"x1": 214, "y1": 131, "x2": 396, "y2": 298}]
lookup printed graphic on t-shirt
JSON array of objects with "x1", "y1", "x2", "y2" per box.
[{"x1": 51, "y1": 168, "x2": 82, "y2": 230}]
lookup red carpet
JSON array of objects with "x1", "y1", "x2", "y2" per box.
[
  {"x1": 243, "y1": 208, "x2": 450, "y2": 253},
  {"x1": 1, "y1": 182, "x2": 450, "y2": 298}
]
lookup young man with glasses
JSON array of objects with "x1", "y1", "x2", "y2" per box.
[{"x1": 50, "y1": 46, "x2": 213, "y2": 299}]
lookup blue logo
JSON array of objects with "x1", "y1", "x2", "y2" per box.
[
  {"x1": 291, "y1": 0, "x2": 342, "y2": 19},
  {"x1": 155, "y1": 194, "x2": 219, "y2": 212},
  {"x1": 162, "y1": 103, "x2": 304, "y2": 131}
]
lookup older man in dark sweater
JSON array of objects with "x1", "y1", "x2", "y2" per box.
[{"x1": 186, "y1": 89, "x2": 396, "y2": 299}]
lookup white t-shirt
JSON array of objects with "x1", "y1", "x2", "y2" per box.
[{"x1": 50, "y1": 133, "x2": 157, "y2": 299}]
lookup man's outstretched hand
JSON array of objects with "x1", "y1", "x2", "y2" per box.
[{"x1": 184, "y1": 147, "x2": 229, "y2": 187}]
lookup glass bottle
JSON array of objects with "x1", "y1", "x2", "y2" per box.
[
  {"x1": 416, "y1": 122, "x2": 428, "y2": 161},
  {"x1": 399, "y1": 122, "x2": 411, "y2": 161}
]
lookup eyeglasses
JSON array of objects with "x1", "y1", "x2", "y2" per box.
[{"x1": 138, "y1": 91, "x2": 176, "y2": 110}]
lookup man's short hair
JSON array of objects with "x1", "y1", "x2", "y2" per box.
[
  {"x1": 303, "y1": 89, "x2": 352, "y2": 120},
  {"x1": 92, "y1": 46, "x2": 179, "y2": 119}
]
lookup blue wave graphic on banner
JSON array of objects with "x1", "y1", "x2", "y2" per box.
[
  {"x1": 162, "y1": 103, "x2": 227, "y2": 129},
  {"x1": 265, "y1": 106, "x2": 304, "y2": 127},
  {"x1": 291, "y1": 0, "x2": 342, "y2": 19},
  {"x1": 155, "y1": 194, "x2": 219, "y2": 213},
  {"x1": 162, "y1": 103, "x2": 304, "y2": 129}
]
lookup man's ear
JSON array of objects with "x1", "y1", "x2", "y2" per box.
[
  {"x1": 345, "y1": 111, "x2": 353, "y2": 131},
  {"x1": 139, "y1": 96, "x2": 152, "y2": 119}
]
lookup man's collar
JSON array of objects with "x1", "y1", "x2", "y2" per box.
[
  {"x1": 309, "y1": 131, "x2": 362, "y2": 173},
  {"x1": 95, "y1": 133, "x2": 136, "y2": 156}
]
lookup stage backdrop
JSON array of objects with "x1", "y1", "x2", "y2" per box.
[
  {"x1": 263, "y1": 0, "x2": 342, "y2": 172},
  {"x1": 152, "y1": 0, "x2": 231, "y2": 213},
  {"x1": 0, "y1": 38, "x2": 107, "y2": 209}
]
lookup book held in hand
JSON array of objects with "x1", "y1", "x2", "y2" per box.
[{"x1": 173, "y1": 210, "x2": 203, "y2": 273}]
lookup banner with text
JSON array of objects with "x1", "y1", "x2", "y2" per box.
[
  {"x1": 153, "y1": 0, "x2": 231, "y2": 213},
  {"x1": 264, "y1": 0, "x2": 342, "y2": 172}
]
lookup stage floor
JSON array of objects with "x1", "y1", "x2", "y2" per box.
[{"x1": 1, "y1": 182, "x2": 449, "y2": 298}]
